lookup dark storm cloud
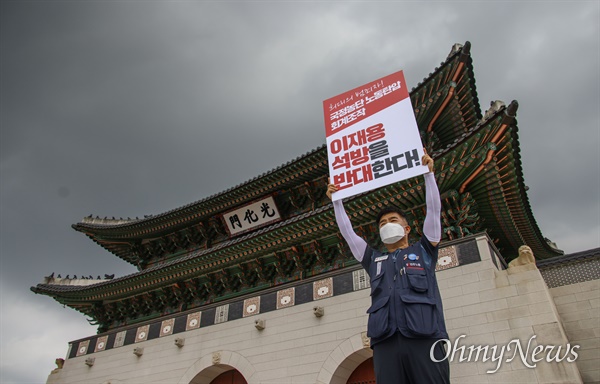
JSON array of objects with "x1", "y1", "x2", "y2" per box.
[{"x1": 1, "y1": 1, "x2": 598, "y2": 382}]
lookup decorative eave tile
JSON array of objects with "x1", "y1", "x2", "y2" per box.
[
  {"x1": 352, "y1": 269, "x2": 370, "y2": 291},
  {"x1": 94, "y1": 336, "x2": 108, "y2": 352},
  {"x1": 76, "y1": 340, "x2": 89, "y2": 357},
  {"x1": 160, "y1": 318, "x2": 174, "y2": 337},
  {"x1": 214, "y1": 305, "x2": 229, "y2": 324},
  {"x1": 277, "y1": 287, "x2": 295, "y2": 309},
  {"x1": 436, "y1": 245, "x2": 459, "y2": 271},
  {"x1": 113, "y1": 330, "x2": 127, "y2": 348},
  {"x1": 243, "y1": 296, "x2": 261, "y2": 317},
  {"x1": 135, "y1": 325, "x2": 149, "y2": 343},
  {"x1": 186, "y1": 312, "x2": 201, "y2": 331},
  {"x1": 313, "y1": 277, "x2": 333, "y2": 300}
]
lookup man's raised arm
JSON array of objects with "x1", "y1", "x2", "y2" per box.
[
  {"x1": 422, "y1": 153, "x2": 442, "y2": 247},
  {"x1": 327, "y1": 184, "x2": 368, "y2": 262}
]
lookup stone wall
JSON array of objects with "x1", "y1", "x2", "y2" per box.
[
  {"x1": 541, "y1": 250, "x2": 600, "y2": 384},
  {"x1": 47, "y1": 234, "x2": 592, "y2": 384}
]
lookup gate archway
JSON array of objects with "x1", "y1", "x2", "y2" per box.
[
  {"x1": 210, "y1": 369, "x2": 247, "y2": 384},
  {"x1": 316, "y1": 333, "x2": 373, "y2": 384},
  {"x1": 177, "y1": 351, "x2": 255, "y2": 384},
  {"x1": 346, "y1": 357, "x2": 375, "y2": 384}
]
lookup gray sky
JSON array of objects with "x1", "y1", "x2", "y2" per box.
[{"x1": 1, "y1": 1, "x2": 598, "y2": 382}]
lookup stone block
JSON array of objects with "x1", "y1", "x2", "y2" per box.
[
  {"x1": 461, "y1": 279, "x2": 497, "y2": 294},
  {"x1": 469, "y1": 320, "x2": 510, "y2": 335},
  {"x1": 580, "y1": 369, "x2": 600, "y2": 383},
  {"x1": 486, "y1": 308, "x2": 512, "y2": 322},
  {"x1": 494, "y1": 270, "x2": 510, "y2": 288},
  {"x1": 443, "y1": 292, "x2": 481, "y2": 310},
  {"x1": 457, "y1": 313, "x2": 489, "y2": 327},
  {"x1": 557, "y1": 301, "x2": 592, "y2": 314},
  {"x1": 459, "y1": 261, "x2": 488, "y2": 275},
  {"x1": 448, "y1": 360, "x2": 479, "y2": 377},
  {"x1": 447, "y1": 271, "x2": 480, "y2": 288},
  {"x1": 574, "y1": 346, "x2": 599, "y2": 361},
  {"x1": 451, "y1": 373, "x2": 490, "y2": 383},
  {"x1": 549, "y1": 284, "x2": 582, "y2": 297},
  {"x1": 486, "y1": 367, "x2": 537, "y2": 383},
  {"x1": 493, "y1": 326, "x2": 535, "y2": 345},
  {"x1": 444, "y1": 307, "x2": 464, "y2": 320},
  {"x1": 292, "y1": 373, "x2": 319, "y2": 384},
  {"x1": 578, "y1": 318, "x2": 599, "y2": 330},
  {"x1": 508, "y1": 312, "x2": 557, "y2": 329},
  {"x1": 533, "y1": 358, "x2": 583, "y2": 384},
  {"x1": 479, "y1": 285, "x2": 519, "y2": 302},
  {"x1": 575, "y1": 337, "x2": 599, "y2": 351},
  {"x1": 516, "y1": 279, "x2": 548, "y2": 295},
  {"x1": 559, "y1": 309, "x2": 592, "y2": 323},
  {"x1": 462, "y1": 298, "x2": 508, "y2": 317},
  {"x1": 507, "y1": 291, "x2": 551, "y2": 308},
  {"x1": 552, "y1": 293, "x2": 577, "y2": 305},
  {"x1": 579, "y1": 280, "x2": 600, "y2": 292},
  {"x1": 437, "y1": 266, "x2": 465, "y2": 281},
  {"x1": 447, "y1": 326, "x2": 470, "y2": 339},
  {"x1": 440, "y1": 285, "x2": 465, "y2": 300},
  {"x1": 529, "y1": 302, "x2": 554, "y2": 315},
  {"x1": 575, "y1": 289, "x2": 600, "y2": 302}
]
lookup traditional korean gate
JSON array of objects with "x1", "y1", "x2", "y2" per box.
[
  {"x1": 346, "y1": 357, "x2": 375, "y2": 384},
  {"x1": 209, "y1": 369, "x2": 247, "y2": 384}
]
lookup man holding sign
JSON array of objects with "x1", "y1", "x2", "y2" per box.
[
  {"x1": 324, "y1": 72, "x2": 449, "y2": 382},
  {"x1": 326, "y1": 152, "x2": 449, "y2": 383}
]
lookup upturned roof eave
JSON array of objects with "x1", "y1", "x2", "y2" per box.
[
  {"x1": 72, "y1": 145, "x2": 327, "y2": 234},
  {"x1": 434, "y1": 102, "x2": 563, "y2": 260},
  {"x1": 72, "y1": 42, "x2": 476, "y2": 238}
]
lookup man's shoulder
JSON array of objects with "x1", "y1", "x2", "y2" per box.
[{"x1": 363, "y1": 245, "x2": 385, "y2": 261}]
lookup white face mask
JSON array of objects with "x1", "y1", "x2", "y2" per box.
[{"x1": 379, "y1": 223, "x2": 406, "y2": 244}]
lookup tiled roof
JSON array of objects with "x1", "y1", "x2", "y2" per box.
[
  {"x1": 73, "y1": 43, "x2": 475, "y2": 235},
  {"x1": 74, "y1": 145, "x2": 327, "y2": 232},
  {"x1": 537, "y1": 247, "x2": 600, "y2": 267}
]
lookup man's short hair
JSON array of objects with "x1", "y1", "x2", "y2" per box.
[{"x1": 376, "y1": 206, "x2": 408, "y2": 225}]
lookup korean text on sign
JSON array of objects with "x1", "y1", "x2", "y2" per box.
[{"x1": 323, "y1": 70, "x2": 428, "y2": 201}]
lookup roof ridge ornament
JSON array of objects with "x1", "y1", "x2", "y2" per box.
[
  {"x1": 81, "y1": 215, "x2": 139, "y2": 225},
  {"x1": 482, "y1": 100, "x2": 506, "y2": 123},
  {"x1": 447, "y1": 41, "x2": 471, "y2": 60}
]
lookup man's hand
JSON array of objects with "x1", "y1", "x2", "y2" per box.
[
  {"x1": 422, "y1": 148, "x2": 434, "y2": 173},
  {"x1": 326, "y1": 183, "x2": 338, "y2": 200}
]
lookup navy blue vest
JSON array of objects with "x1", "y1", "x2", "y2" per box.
[{"x1": 361, "y1": 238, "x2": 448, "y2": 347}]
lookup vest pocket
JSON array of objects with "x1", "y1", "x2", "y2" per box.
[
  {"x1": 400, "y1": 294, "x2": 439, "y2": 337},
  {"x1": 406, "y1": 268, "x2": 428, "y2": 293},
  {"x1": 366, "y1": 295, "x2": 390, "y2": 338},
  {"x1": 369, "y1": 268, "x2": 385, "y2": 297}
]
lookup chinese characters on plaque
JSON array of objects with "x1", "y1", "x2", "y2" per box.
[
  {"x1": 222, "y1": 196, "x2": 281, "y2": 236},
  {"x1": 323, "y1": 70, "x2": 428, "y2": 201}
]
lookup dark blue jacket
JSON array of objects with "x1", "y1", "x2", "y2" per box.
[{"x1": 361, "y1": 237, "x2": 448, "y2": 347}]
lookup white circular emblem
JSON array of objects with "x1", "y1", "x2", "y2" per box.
[
  {"x1": 138, "y1": 332, "x2": 146, "y2": 339},
  {"x1": 438, "y1": 256, "x2": 452, "y2": 266},
  {"x1": 97, "y1": 342, "x2": 105, "y2": 349},
  {"x1": 163, "y1": 325, "x2": 171, "y2": 334},
  {"x1": 280, "y1": 295, "x2": 291, "y2": 305},
  {"x1": 317, "y1": 286, "x2": 329, "y2": 296},
  {"x1": 247, "y1": 304, "x2": 257, "y2": 313},
  {"x1": 189, "y1": 318, "x2": 198, "y2": 327},
  {"x1": 79, "y1": 346, "x2": 86, "y2": 354}
]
